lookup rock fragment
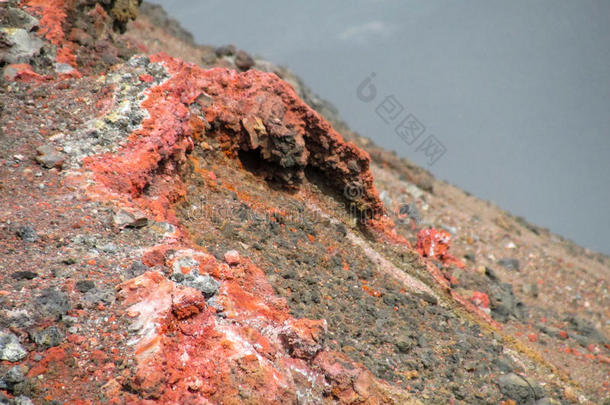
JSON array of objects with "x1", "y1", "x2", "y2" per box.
[
  {"x1": 279, "y1": 319, "x2": 327, "y2": 360},
  {"x1": 0, "y1": 331, "x2": 27, "y2": 362},
  {"x1": 195, "y1": 274, "x2": 220, "y2": 298},
  {"x1": 395, "y1": 337, "x2": 414, "y2": 353},
  {"x1": 35, "y1": 145, "x2": 65, "y2": 169},
  {"x1": 234, "y1": 50, "x2": 255, "y2": 71},
  {"x1": 35, "y1": 288, "x2": 71, "y2": 320},
  {"x1": 567, "y1": 315, "x2": 605, "y2": 344},
  {"x1": 399, "y1": 202, "x2": 421, "y2": 224},
  {"x1": 224, "y1": 250, "x2": 240, "y2": 265},
  {"x1": 2, "y1": 64, "x2": 27, "y2": 81},
  {"x1": 215, "y1": 44, "x2": 236, "y2": 57},
  {"x1": 171, "y1": 268, "x2": 219, "y2": 298},
  {"x1": 5, "y1": 7, "x2": 39, "y2": 32},
  {"x1": 12, "y1": 396, "x2": 34, "y2": 405},
  {"x1": 113, "y1": 209, "x2": 149, "y2": 228},
  {"x1": 489, "y1": 282, "x2": 526, "y2": 322},
  {"x1": 30, "y1": 326, "x2": 63, "y2": 349},
  {"x1": 75, "y1": 280, "x2": 95, "y2": 293},
  {"x1": 498, "y1": 258, "x2": 520, "y2": 271},
  {"x1": 0, "y1": 28, "x2": 43, "y2": 64},
  {"x1": 83, "y1": 287, "x2": 116, "y2": 306},
  {"x1": 1, "y1": 365, "x2": 26, "y2": 391},
  {"x1": 16, "y1": 225, "x2": 37, "y2": 243},
  {"x1": 497, "y1": 373, "x2": 543, "y2": 404},
  {"x1": 11, "y1": 271, "x2": 37, "y2": 280},
  {"x1": 169, "y1": 253, "x2": 220, "y2": 298}
]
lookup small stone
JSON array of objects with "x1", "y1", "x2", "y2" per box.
[
  {"x1": 6, "y1": 7, "x2": 39, "y2": 32},
  {"x1": 54, "y1": 62, "x2": 75, "y2": 75},
  {"x1": 567, "y1": 315, "x2": 604, "y2": 342},
  {"x1": 16, "y1": 226, "x2": 37, "y2": 242},
  {"x1": 48, "y1": 132, "x2": 65, "y2": 142},
  {"x1": 125, "y1": 261, "x2": 148, "y2": 279},
  {"x1": 2, "y1": 310, "x2": 32, "y2": 329},
  {"x1": 395, "y1": 338, "x2": 413, "y2": 353},
  {"x1": 279, "y1": 319, "x2": 326, "y2": 360},
  {"x1": 0, "y1": 331, "x2": 27, "y2": 362},
  {"x1": 61, "y1": 315, "x2": 78, "y2": 327},
  {"x1": 35, "y1": 144, "x2": 65, "y2": 169},
  {"x1": 195, "y1": 274, "x2": 220, "y2": 298},
  {"x1": 347, "y1": 159, "x2": 361, "y2": 173},
  {"x1": 414, "y1": 291, "x2": 438, "y2": 305},
  {"x1": 11, "y1": 271, "x2": 37, "y2": 280},
  {"x1": 61, "y1": 257, "x2": 77, "y2": 265},
  {"x1": 224, "y1": 250, "x2": 240, "y2": 265},
  {"x1": 498, "y1": 258, "x2": 520, "y2": 271},
  {"x1": 113, "y1": 209, "x2": 148, "y2": 229},
  {"x1": 83, "y1": 287, "x2": 116, "y2": 306},
  {"x1": 171, "y1": 256, "x2": 199, "y2": 276},
  {"x1": 215, "y1": 44, "x2": 236, "y2": 57},
  {"x1": 51, "y1": 266, "x2": 73, "y2": 279},
  {"x1": 12, "y1": 396, "x2": 34, "y2": 405},
  {"x1": 537, "y1": 325, "x2": 567, "y2": 340},
  {"x1": 484, "y1": 266, "x2": 499, "y2": 281},
  {"x1": 489, "y1": 282, "x2": 525, "y2": 322},
  {"x1": 98, "y1": 242, "x2": 117, "y2": 253},
  {"x1": 0, "y1": 28, "x2": 43, "y2": 64},
  {"x1": 3, "y1": 64, "x2": 25, "y2": 81},
  {"x1": 234, "y1": 50, "x2": 255, "y2": 71},
  {"x1": 3, "y1": 365, "x2": 26, "y2": 388},
  {"x1": 497, "y1": 373, "x2": 537, "y2": 404},
  {"x1": 35, "y1": 288, "x2": 71, "y2": 319},
  {"x1": 188, "y1": 376, "x2": 203, "y2": 391},
  {"x1": 1, "y1": 365, "x2": 28, "y2": 394},
  {"x1": 31, "y1": 326, "x2": 63, "y2": 349}
]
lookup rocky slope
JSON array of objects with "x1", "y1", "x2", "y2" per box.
[{"x1": 0, "y1": 1, "x2": 608, "y2": 404}]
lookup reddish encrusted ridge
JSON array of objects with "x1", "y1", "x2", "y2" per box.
[
  {"x1": 83, "y1": 52, "x2": 385, "y2": 222},
  {"x1": 163, "y1": 53, "x2": 384, "y2": 216},
  {"x1": 77, "y1": 54, "x2": 418, "y2": 403}
]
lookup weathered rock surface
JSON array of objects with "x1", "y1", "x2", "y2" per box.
[{"x1": 0, "y1": 332, "x2": 27, "y2": 363}]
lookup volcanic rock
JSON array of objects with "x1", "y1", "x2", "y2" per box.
[{"x1": 0, "y1": 332, "x2": 27, "y2": 362}]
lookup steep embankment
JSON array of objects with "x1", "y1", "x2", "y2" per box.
[{"x1": 0, "y1": 1, "x2": 608, "y2": 404}]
